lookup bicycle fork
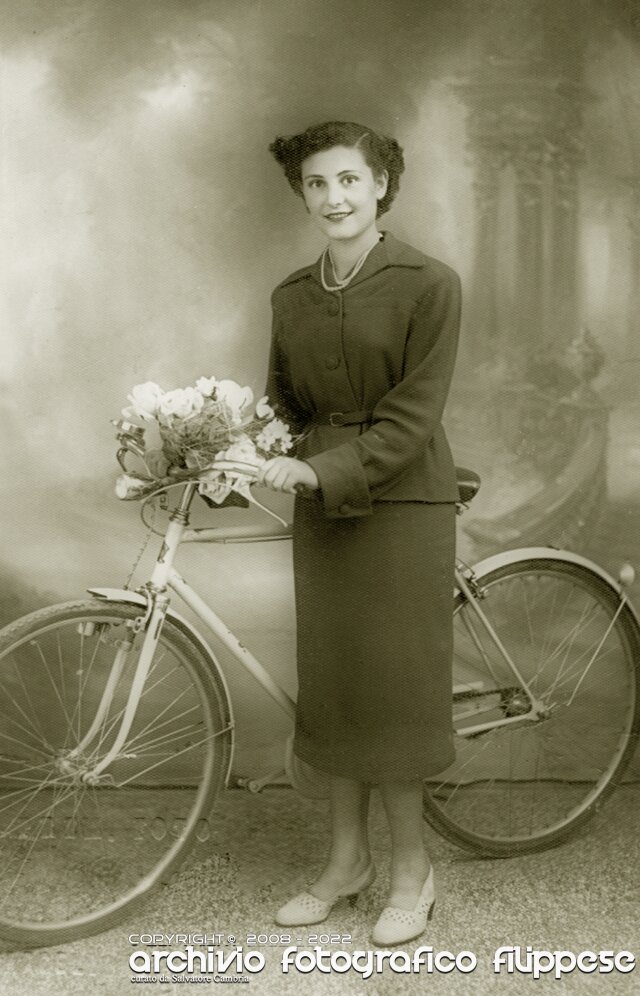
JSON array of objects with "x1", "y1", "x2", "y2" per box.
[
  {"x1": 63, "y1": 595, "x2": 169, "y2": 784},
  {"x1": 65, "y1": 492, "x2": 195, "y2": 784}
]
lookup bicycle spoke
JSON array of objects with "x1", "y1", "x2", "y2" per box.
[
  {"x1": 536, "y1": 575, "x2": 566, "y2": 669},
  {"x1": 123, "y1": 699, "x2": 206, "y2": 751},
  {"x1": 0, "y1": 773, "x2": 73, "y2": 842},
  {"x1": 5, "y1": 661, "x2": 54, "y2": 753},
  {"x1": 0, "y1": 725, "x2": 51, "y2": 760},
  {"x1": 0, "y1": 784, "x2": 79, "y2": 902},
  {"x1": 118, "y1": 718, "x2": 210, "y2": 759},
  {"x1": 88, "y1": 655, "x2": 180, "y2": 755},
  {"x1": 125, "y1": 719, "x2": 231, "y2": 766},
  {"x1": 543, "y1": 642, "x2": 618, "y2": 702},
  {"x1": 541, "y1": 601, "x2": 602, "y2": 693},
  {"x1": 32, "y1": 637, "x2": 76, "y2": 741},
  {"x1": 115, "y1": 726, "x2": 229, "y2": 788},
  {"x1": 69, "y1": 629, "x2": 106, "y2": 748}
]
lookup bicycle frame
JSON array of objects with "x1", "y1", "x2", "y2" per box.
[
  {"x1": 5, "y1": 443, "x2": 640, "y2": 947},
  {"x1": 77, "y1": 480, "x2": 639, "y2": 783}
]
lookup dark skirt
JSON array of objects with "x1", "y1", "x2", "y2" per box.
[{"x1": 292, "y1": 496, "x2": 456, "y2": 782}]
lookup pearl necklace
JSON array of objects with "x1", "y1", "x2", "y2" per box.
[{"x1": 320, "y1": 235, "x2": 382, "y2": 292}]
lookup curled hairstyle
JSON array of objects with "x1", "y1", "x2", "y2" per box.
[{"x1": 269, "y1": 121, "x2": 405, "y2": 218}]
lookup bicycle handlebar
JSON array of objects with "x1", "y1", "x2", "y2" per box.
[
  {"x1": 113, "y1": 426, "x2": 300, "y2": 533},
  {"x1": 115, "y1": 460, "x2": 261, "y2": 502}
]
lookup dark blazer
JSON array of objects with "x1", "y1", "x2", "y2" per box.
[{"x1": 266, "y1": 232, "x2": 461, "y2": 519}]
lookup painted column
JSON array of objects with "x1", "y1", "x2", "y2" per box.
[
  {"x1": 455, "y1": 60, "x2": 591, "y2": 363},
  {"x1": 463, "y1": 99, "x2": 506, "y2": 362},
  {"x1": 621, "y1": 177, "x2": 640, "y2": 354},
  {"x1": 545, "y1": 83, "x2": 590, "y2": 351}
]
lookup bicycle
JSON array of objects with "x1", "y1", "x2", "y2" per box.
[{"x1": 0, "y1": 434, "x2": 638, "y2": 949}]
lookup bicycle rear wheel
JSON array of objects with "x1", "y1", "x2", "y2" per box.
[
  {"x1": 423, "y1": 557, "x2": 640, "y2": 856},
  {"x1": 0, "y1": 599, "x2": 232, "y2": 947}
]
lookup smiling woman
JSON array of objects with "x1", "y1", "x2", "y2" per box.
[
  {"x1": 300, "y1": 147, "x2": 387, "y2": 271},
  {"x1": 260, "y1": 120, "x2": 462, "y2": 948}
]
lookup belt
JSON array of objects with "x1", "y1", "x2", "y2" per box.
[{"x1": 309, "y1": 410, "x2": 373, "y2": 427}]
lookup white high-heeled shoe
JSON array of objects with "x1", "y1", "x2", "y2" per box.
[
  {"x1": 274, "y1": 863, "x2": 376, "y2": 927},
  {"x1": 371, "y1": 867, "x2": 435, "y2": 947}
]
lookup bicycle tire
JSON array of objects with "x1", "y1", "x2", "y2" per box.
[
  {"x1": 0, "y1": 599, "x2": 233, "y2": 948},
  {"x1": 423, "y1": 557, "x2": 640, "y2": 857}
]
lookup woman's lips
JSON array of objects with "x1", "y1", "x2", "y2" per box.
[{"x1": 325, "y1": 211, "x2": 352, "y2": 221}]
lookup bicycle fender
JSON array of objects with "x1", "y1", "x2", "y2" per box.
[
  {"x1": 86, "y1": 587, "x2": 236, "y2": 762},
  {"x1": 465, "y1": 547, "x2": 640, "y2": 630}
]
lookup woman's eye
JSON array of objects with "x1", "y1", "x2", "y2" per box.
[
  {"x1": 343, "y1": 175, "x2": 358, "y2": 185},
  {"x1": 306, "y1": 179, "x2": 323, "y2": 190}
]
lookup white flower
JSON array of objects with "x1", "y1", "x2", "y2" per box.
[
  {"x1": 221, "y1": 438, "x2": 264, "y2": 467},
  {"x1": 256, "y1": 395, "x2": 275, "y2": 420},
  {"x1": 123, "y1": 381, "x2": 164, "y2": 421},
  {"x1": 195, "y1": 376, "x2": 217, "y2": 397},
  {"x1": 215, "y1": 379, "x2": 254, "y2": 426},
  {"x1": 159, "y1": 386, "x2": 205, "y2": 419},
  {"x1": 198, "y1": 437, "x2": 263, "y2": 501},
  {"x1": 257, "y1": 418, "x2": 293, "y2": 454}
]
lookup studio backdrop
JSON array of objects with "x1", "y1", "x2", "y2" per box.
[{"x1": 2, "y1": 0, "x2": 639, "y2": 775}]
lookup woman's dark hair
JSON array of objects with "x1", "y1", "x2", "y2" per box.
[{"x1": 269, "y1": 121, "x2": 405, "y2": 217}]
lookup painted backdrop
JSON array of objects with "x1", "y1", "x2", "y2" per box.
[{"x1": 2, "y1": 0, "x2": 640, "y2": 774}]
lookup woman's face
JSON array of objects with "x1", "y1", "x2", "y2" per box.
[{"x1": 300, "y1": 145, "x2": 388, "y2": 244}]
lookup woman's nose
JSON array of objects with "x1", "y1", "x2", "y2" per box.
[{"x1": 326, "y1": 182, "x2": 344, "y2": 206}]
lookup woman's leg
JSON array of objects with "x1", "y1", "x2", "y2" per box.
[
  {"x1": 310, "y1": 775, "x2": 372, "y2": 900},
  {"x1": 379, "y1": 779, "x2": 430, "y2": 908}
]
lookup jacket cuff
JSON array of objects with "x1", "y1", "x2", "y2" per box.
[{"x1": 305, "y1": 446, "x2": 373, "y2": 518}]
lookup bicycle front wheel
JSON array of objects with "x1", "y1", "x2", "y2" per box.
[
  {"x1": 0, "y1": 599, "x2": 232, "y2": 947},
  {"x1": 423, "y1": 557, "x2": 640, "y2": 856}
]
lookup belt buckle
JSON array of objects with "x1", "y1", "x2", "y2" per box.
[{"x1": 328, "y1": 412, "x2": 345, "y2": 427}]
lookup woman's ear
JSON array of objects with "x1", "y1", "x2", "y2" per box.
[{"x1": 376, "y1": 169, "x2": 389, "y2": 201}]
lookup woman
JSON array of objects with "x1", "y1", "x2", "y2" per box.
[{"x1": 257, "y1": 120, "x2": 461, "y2": 947}]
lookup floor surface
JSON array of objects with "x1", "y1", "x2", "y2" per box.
[{"x1": 2, "y1": 783, "x2": 639, "y2": 995}]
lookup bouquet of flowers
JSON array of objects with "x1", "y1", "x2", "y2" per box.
[{"x1": 113, "y1": 376, "x2": 294, "y2": 516}]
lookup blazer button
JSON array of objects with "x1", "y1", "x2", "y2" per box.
[
  {"x1": 339, "y1": 503, "x2": 351, "y2": 515},
  {"x1": 327, "y1": 300, "x2": 340, "y2": 317},
  {"x1": 325, "y1": 355, "x2": 341, "y2": 370}
]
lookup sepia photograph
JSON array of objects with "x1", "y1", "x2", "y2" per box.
[{"x1": 0, "y1": 0, "x2": 638, "y2": 992}]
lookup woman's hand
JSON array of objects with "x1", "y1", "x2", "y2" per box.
[{"x1": 257, "y1": 457, "x2": 319, "y2": 495}]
